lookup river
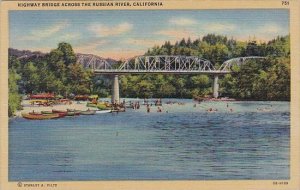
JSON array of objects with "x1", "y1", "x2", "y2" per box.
[{"x1": 9, "y1": 99, "x2": 290, "y2": 181}]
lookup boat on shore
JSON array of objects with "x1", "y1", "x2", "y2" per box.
[
  {"x1": 66, "y1": 111, "x2": 76, "y2": 116},
  {"x1": 67, "y1": 109, "x2": 81, "y2": 115},
  {"x1": 41, "y1": 111, "x2": 53, "y2": 114},
  {"x1": 52, "y1": 109, "x2": 67, "y2": 113},
  {"x1": 52, "y1": 109, "x2": 79, "y2": 116},
  {"x1": 95, "y1": 109, "x2": 112, "y2": 114},
  {"x1": 31, "y1": 111, "x2": 67, "y2": 117},
  {"x1": 22, "y1": 113, "x2": 61, "y2": 120},
  {"x1": 80, "y1": 110, "x2": 96, "y2": 115}
]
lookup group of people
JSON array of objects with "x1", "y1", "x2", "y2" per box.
[
  {"x1": 194, "y1": 102, "x2": 234, "y2": 112},
  {"x1": 146, "y1": 104, "x2": 162, "y2": 113}
]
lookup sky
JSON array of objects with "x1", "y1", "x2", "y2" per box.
[{"x1": 9, "y1": 10, "x2": 289, "y2": 60}]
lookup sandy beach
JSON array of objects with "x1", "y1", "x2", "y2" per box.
[{"x1": 15, "y1": 100, "x2": 98, "y2": 117}]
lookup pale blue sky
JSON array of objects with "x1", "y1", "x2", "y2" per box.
[{"x1": 9, "y1": 10, "x2": 289, "y2": 59}]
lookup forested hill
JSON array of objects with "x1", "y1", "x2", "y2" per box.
[
  {"x1": 119, "y1": 34, "x2": 290, "y2": 100},
  {"x1": 144, "y1": 34, "x2": 290, "y2": 67},
  {"x1": 8, "y1": 48, "x2": 118, "y2": 66}
]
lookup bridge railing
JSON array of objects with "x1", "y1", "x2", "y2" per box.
[{"x1": 218, "y1": 56, "x2": 266, "y2": 72}]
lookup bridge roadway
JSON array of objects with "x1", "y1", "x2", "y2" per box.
[{"x1": 93, "y1": 69, "x2": 230, "y2": 75}]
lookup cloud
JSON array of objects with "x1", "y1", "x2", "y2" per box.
[
  {"x1": 23, "y1": 20, "x2": 70, "y2": 40},
  {"x1": 99, "y1": 48, "x2": 145, "y2": 60},
  {"x1": 205, "y1": 23, "x2": 236, "y2": 32},
  {"x1": 156, "y1": 29, "x2": 198, "y2": 40},
  {"x1": 58, "y1": 33, "x2": 80, "y2": 41},
  {"x1": 74, "y1": 39, "x2": 108, "y2": 53},
  {"x1": 123, "y1": 38, "x2": 164, "y2": 47},
  {"x1": 257, "y1": 23, "x2": 283, "y2": 34},
  {"x1": 88, "y1": 22, "x2": 133, "y2": 37},
  {"x1": 169, "y1": 17, "x2": 197, "y2": 26},
  {"x1": 234, "y1": 23, "x2": 287, "y2": 42}
]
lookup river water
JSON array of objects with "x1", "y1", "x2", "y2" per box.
[{"x1": 9, "y1": 99, "x2": 290, "y2": 181}]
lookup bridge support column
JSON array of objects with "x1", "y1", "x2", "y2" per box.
[
  {"x1": 111, "y1": 75, "x2": 120, "y2": 104},
  {"x1": 213, "y1": 75, "x2": 219, "y2": 98}
]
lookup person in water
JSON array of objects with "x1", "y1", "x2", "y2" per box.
[{"x1": 157, "y1": 107, "x2": 162, "y2": 112}]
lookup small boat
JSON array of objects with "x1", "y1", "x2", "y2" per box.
[
  {"x1": 28, "y1": 111, "x2": 43, "y2": 115},
  {"x1": 41, "y1": 111, "x2": 53, "y2": 114},
  {"x1": 67, "y1": 109, "x2": 81, "y2": 115},
  {"x1": 95, "y1": 109, "x2": 112, "y2": 114},
  {"x1": 32, "y1": 111, "x2": 67, "y2": 117},
  {"x1": 66, "y1": 111, "x2": 76, "y2": 116},
  {"x1": 22, "y1": 113, "x2": 61, "y2": 120},
  {"x1": 80, "y1": 110, "x2": 96, "y2": 115},
  {"x1": 52, "y1": 109, "x2": 67, "y2": 114}
]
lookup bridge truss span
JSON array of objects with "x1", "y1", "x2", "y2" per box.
[
  {"x1": 92, "y1": 55, "x2": 218, "y2": 74},
  {"x1": 76, "y1": 53, "x2": 112, "y2": 70},
  {"x1": 120, "y1": 55, "x2": 215, "y2": 72},
  {"x1": 219, "y1": 56, "x2": 266, "y2": 72},
  {"x1": 77, "y1": 54, "x2": 266, "y2": 101}
]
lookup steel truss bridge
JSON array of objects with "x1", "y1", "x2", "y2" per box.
[
  {"x1": 77, "y1": 54, "x2": 265, "y2": 102},
  {"x1": 77, "y1": 55, "x2": 265, "y2": 74}
]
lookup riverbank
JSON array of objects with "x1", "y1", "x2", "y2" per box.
[{"x1": 14, "y1": 100, "x2": 98, "y2": 117}]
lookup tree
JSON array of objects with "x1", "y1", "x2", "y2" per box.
[
  {"x1": 67, "y1": 63, "x2": 92, "y2": 95},
  {"x1": 22, "y1": 62, "x2": 40, "y2": 93},
  {"x1": 8, "y1": 69, "x2": 21, "y2": 117},
  {"x1": 57, "y1": 42, "x2": 76, "y2": 66}
]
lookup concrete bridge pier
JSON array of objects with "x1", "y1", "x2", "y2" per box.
[
  {"x1": 213, "y1": 75, "x2": 219, "y2": 98},
  {"x1": 111, "y1": 75, "x2": 120, "y2": 104}
]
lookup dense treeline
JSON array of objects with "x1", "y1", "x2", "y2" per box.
[
  {"x1": 8, "y1": 43, "x2": 94, "y2": 116},
  {"x1": 8, "y1": 34, "x2": 290, "y2": 116},
  {"x1": 120, "y1": 34, "x2": 290, "y2": 100}
]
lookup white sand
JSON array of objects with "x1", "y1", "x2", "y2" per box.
[{"x1": 15, "y1": 100, "x2": 98, "y2": 117}]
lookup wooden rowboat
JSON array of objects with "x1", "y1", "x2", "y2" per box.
[
  {"x1": 67, "y1": 109, "x2": 81, "y2": 115},
  {"x1": 30, "y1": 111, "x2": 67, "y2": 117},
  {"x1": 52, "y1": 109, "x2": 67, "y2": 114},
  {"x1": 41, "y1": 111, "x2": 53, "y2": 114},
  {"x1": 66, "y1": 111, "x2": 76, "y2": 116},
  {"x1": 80, "y1": 110, "x2": 96, "y2": 115},
  {"x1": 22, "y1": 113, "x2": 61, "y2": 120}
]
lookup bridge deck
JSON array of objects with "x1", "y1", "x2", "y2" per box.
[{"x1": 94, "y1": 69, "x2": 230, "y2": 75}]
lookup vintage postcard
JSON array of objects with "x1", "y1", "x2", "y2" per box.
[{"x1": 0, "y1": 0, "x2": 299, "y2": 189}]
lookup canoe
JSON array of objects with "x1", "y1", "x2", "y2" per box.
[
  {"x1": 65, "y1": 111, "x2": 76, "y2": 116},
  {"x1": 31, "y1": 111, "x2": 66, "y2": 117},
  {"x1": 22, "y1": 113, "x2": 61, "y2": 120},
  {"x1": 41, "y1": 111, "x2": 53, "y2": 114},
  {"x1": 52, "y1": 109, "x2": 67, "y2": 114},
  {"x1": 28, "y1": 111, "x2": 43, "y2": 115},
  {"x1": 80, "y1": 110, "x2": 96, "y2": 115},
  {"x1": 95, "y1": 110, "x2": 112, "y2": 114},
  {"x1": 67, "y1": 109, "x2": 81, "y2": 115}
]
